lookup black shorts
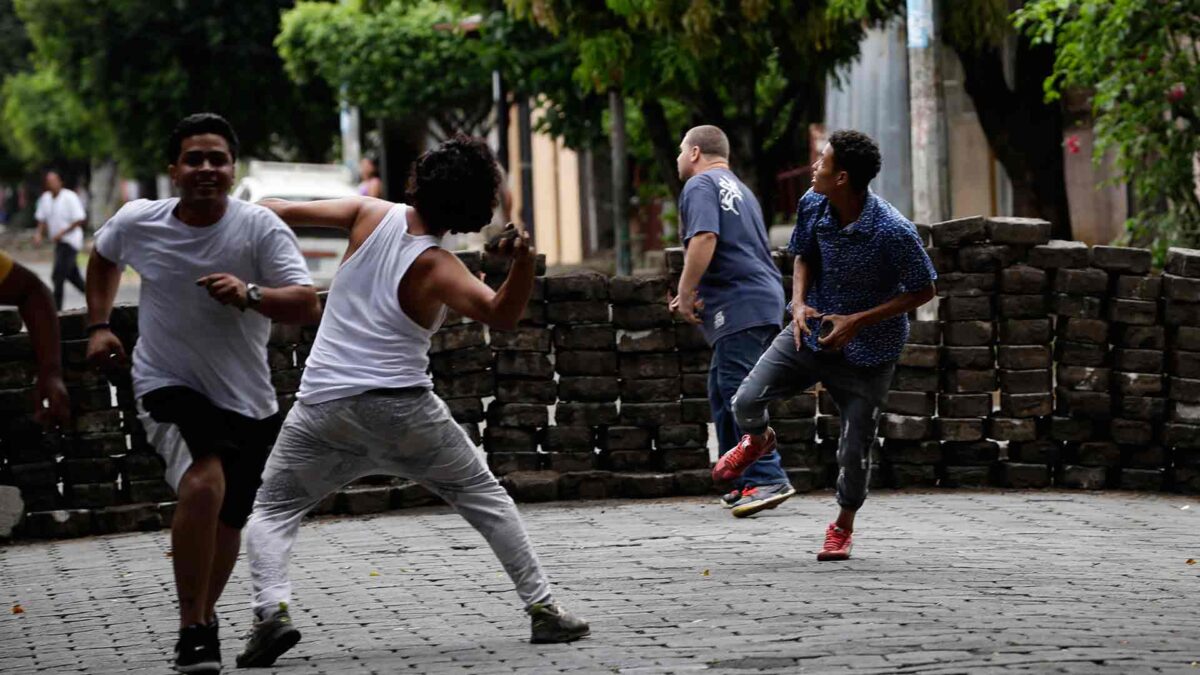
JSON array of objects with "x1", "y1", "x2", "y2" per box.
[{"x1": 141, "y1": 386, "x2": 282, "y2": 528}]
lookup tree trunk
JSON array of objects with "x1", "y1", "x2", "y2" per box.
[
  {"x1": 954, "y1": 39, "x2": 1072, "y2": 239},
  {"x1": 609, "y1": 89, "x2": 631, "y2": 275},
  {"x1": 640, "y1": 99, "x2": 683, "y2": 199}
]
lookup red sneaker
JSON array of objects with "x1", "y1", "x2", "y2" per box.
[
  {"x1": 711, "y1": 428, "x2": 777, "y2": 483},
  {"x1": 817, "y1": 523, "x2": 853, "y2": 561}
]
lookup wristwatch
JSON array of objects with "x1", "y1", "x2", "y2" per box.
[{"x1": 245, "y1": 283, "x2": 264, "y2": 310}]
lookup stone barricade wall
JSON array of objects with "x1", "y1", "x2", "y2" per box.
[{"x1": 2, "y1": 223, "x2": 1200, "y2": 540}]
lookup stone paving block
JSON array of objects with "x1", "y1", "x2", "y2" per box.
[
  {"x1": 898, "y1": 344, "x2": 940, "y2": 368},
  {"x1": 620, "y1": 402, "x2": 681, "y2": 427},
  {"x1": 605, "y1": 450, "x2": 656, "y2": 472},
  {"x1": 938, "y1": 296, "x2": 993, "y2": 320},
  {"x1": 1052, "y1": 294, "x2": 1104, "y2": 319},
  {"x1": 553, "y1": 324, "x2": 616, "y2": 350},
  {"x1": 556, "y1": 350, "x2": 618, "y2": 376},
  {"x1": 544, "y1": 272, "x2": 609, "y2": 301},
  {"x1": 611, "y1": 303, "x2": 673, "y2": 330},
  {"x1": 891, "y1": 462, "x2": 939, "y2": 486},
  {"x1": 958, "y1": 244, "x2": 1019, "y2": 272},
  {"x1": 0, "y1": 307, "x2": 22, "y2": 335},
  {"x1": 999, "y1": 369, "x2": 1052, "y2": 394},
  {"x1": 540, "y1": 426, "x2": 594, "y2": 453},
  {"x1": 486, "y1": 402, "x2": 548, "y2": 428},
  {"x1": 997, "y1": 345, "x2": 1052, "y2": 370},
  {"x1": 1113, "y1": 348, "x2": 1164, "y2": 373},
  {"x1": 500, "y1": 471, "x2": 560, "y2": 502},
  {"x1": 434, "y1": 371, "x2": 494, "y2": 399},
  {"x1": 882, "y1": 439, "x2": 942, "y2": 464},
  {"x1": 1001, "y1": 393, "x2": 1053, "y2": 418},
  {"x1": 926, "y1": 246, "x2": 955, "y2": 273},
  {"x1": 1110, "y1": 418, "x2": 1155, "y2": 446},
  {"x1": 931, "y1": 216, "x2": 987, "y2": 247},
  {"x1": 619, "y1": 377, "x2": 680, "y2": 403},
  {"x1": 336, "y1": 486, "x2": 392, "y2": 515},
  {"x1": 1054, "y1": 267, "x2": 1109, "y2": 295},
  {"x1": 494, "y1": 378, "x2": 556, "y2": 404},
  {"x1": 1056, "y1": 365, "x2": 1111, "y2": 392},
  {"x1": 1119, "y1": 468, "x2": 1165, "y2": 491},
  {"x1": 893, "y1": 366, "x2": 941, "y2": 392},
  {"x1": 671, "y1": 469, "x2": 713, "y2": 495},
  {"x1": 941, "y1": 369, "x2": 997, "y2": 393},
  {"x1": 428, "y1": 346, "x2": 493, "y2": 378},
  {"x1": 1108, "y1": 298, "x2": 1158, "y2": 325},
  {"x1": 1114, "y1": 274, "x2": 1161, "y2": 300},
  {"x1": 1009, "y1": 439, "x2": 1061, "y2": 462},
  {"x1": 9, "y1": 461, "x2": 58, "y2": 488},
  {"x1": 944, "y1": 440, "x2": 1000, "y2": 465},
  {"x1": 908, "y1": 320, "x2": 941, "y2": 345},
  {"x1": 20, "y1": 509, "x2": 93, "y2": 539},
  {"x1": 942, "y1": 346, "x2": 995, "y2": 369},
  {"x1": 616, "y1": 329, "x2": 676, "y2": 353},
  {"x1": 1162, "y1": 273, "x2": 1200, "y2": 302},
  {"x1": 1056, "y1": 318, "x2": 1109, "y2": 345},
  {"x1": 1001, "y1": 462, "x2": 1051, "y2": 488},
  {"x1": 558, "y1": 376, "x2": 619, "y2": 402},
  {"x1": 63, "y1": 432, "x2": 128, "y2": 459},
  {"x1": 987, "y1": 417, "x2": 1039, "y2": 442},
  {"x1": 674, "y1": 324, "x2": 708, "y2": 350},
  {"x1": 659, "y1": 448, "x2": 709, "y2": 472},
  {"x1": 547, "y1": 301, "x2": 610, "y2": 324},
  {"x1": 942, "y1": 320, "x2": 995, "y2": 346},
  {"x1": 1164, "y1": 298, "x2": 1200, "y2": 326},
  {"x1": 431, "y1": 323, "x2": 487, "y2": 353},
  {"x1": 1114, "y1": 325, "x2": 1165, "y2": 349},
  {"x1": 678, "y1": 350, "x2": 713, "y2": 374},
  {"x1": 767, "y1": 393, "x2": 817, "y2": 418},
  {"x1": 1169, "y1": 376, "x2": 1200, "y2": 402},
  {"x1": 1118, "y1": 395, "x2": 1166, "y2": 421},
  {"x1": 656, "y1": 424, "x2": 708, "y2": 449},
  {"x1": 601, "y1": 426, "x2": 654, "y2": 452},
  {"x1": 879, "y1": 414, "x2": 932, "y2": 440},
  {"x1": 937, "y1": 418, "x2": 985, "y2": 442},
  {"x1": 937, "y1": 272, "x2": 996, "y2": 297},
  {"x1": 555, "y1": 402, "x2": 620, "y2": 427},
  {"x1": 680, "y1": 398, "x2": 711, "y2": 423},
  {"x1": 1170, "y1": 350, "x2": 1200, "y2": 378},
  {"x1": 998, "y1": 318, "x2": 1051, "y2": 344},
  {"x1": 998, "y1": 265, "x2": 1048, "y2": 293},
  {"x1": 92, "y1": 502, "x2": 163, "y2": 534},
  {"x1": 495, "y1": 351, "x2": 554, "y2": 379},
  {"x1": 1114, "y1": 372, "x2": 1164, "y2": 396},
  {"x1": 1174, "y1": 326, "x2": 1200, "y2": 351},
  {"x1": 986, "y1": 216, "x2": 1052, "y2": 245},
  {"x1": 609, "y1": 276, "x2": 669, "y2": 304},
  {"x1": 1170, "y1": 401, "x2": 1200, "y2": 423},
  {"x1": 996, "y1": 293, "x2": 1051, "y2": 318},
  {"x1": 942, "y1": 464, "x2": 992, "y2": 487},
  {"x1": 543, "y1": 452, "x2": 597, "y2": 473},
  {"x1": 884, "y1": 391, "x2": 936, "y2": 416},
  {"x1": 1056, "y1": 341, "x2": 1108, "y2": 367},
  {"x1": 937, "y1": 393, "x2": 991, "y2": 418},
  {"x1": 488, "y1": 327, "x2": 552, "y2": 352},
  {"x1": 1060, "y1": 465, "x2": 1108, "y2": 489},
  {"x1": 0, "y1": 485, "x2": 23, "y2": 539},
  {"x1": 1164, "y1": 246, "x2": 1200, "y2": 277},
  {"x1": 1029, "y1": 239, "x2": 1090, "y2": 268},
  {"x1": 1072, "y1": 441, "x2": 1120, "y2": 467},
  {"x1": 1091, "y1": 245, "x2": 1151, "y2": 274},
  {"x1": 1054, "y1": 389, "x2": 1112, "y2": 418},
  {"x1": 1123, "y1": 443, "x2": 1167, "y2": 468},
  {"x1": 816, "y1": 415, "x2": 842, "y2": 439},
  {"x1": 618, "y1": 353, "x2": 680, "y2": 379},
  {"x1": 484, "y1": 427, "x2": 538, "y2": 453},
  {"x1": 486, "y1": 451, "x2": 542, "y2": 475},
  {"x1": 680, "y1": 373, "x2": 708, "y2": 397}
]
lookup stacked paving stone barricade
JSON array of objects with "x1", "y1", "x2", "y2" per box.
[{"x1": 3, "y1": 224, "x2": 1200, "y2": 540}]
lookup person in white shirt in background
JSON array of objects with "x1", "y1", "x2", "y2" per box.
[{"x1": 34, "y1": 170, "x2": 87, "y2": 309}]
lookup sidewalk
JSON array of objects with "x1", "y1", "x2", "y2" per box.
[{"x1": 1, "y1": 491, "x2": 1197, "y2": 674}]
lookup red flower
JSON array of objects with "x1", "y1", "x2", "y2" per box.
[
  {"x1": 1167, "y1": 83, "x2": 1187, "y2": 103},
  {"x1": 1065, "y1": 135, "x2": 1081, "y2": 154}
]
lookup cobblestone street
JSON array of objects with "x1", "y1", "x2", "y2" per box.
[{"x1": 1, "y1": 490, "x2": 1197, "y2": 674}]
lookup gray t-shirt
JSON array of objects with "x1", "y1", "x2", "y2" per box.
[
  {"x1": 94, "y1": 198, "x2": 313, "y2": 419},
  {"x1": 679, "y1": 168, "x2": 784, "y2": 344}
]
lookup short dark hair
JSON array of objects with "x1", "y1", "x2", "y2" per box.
[
  {"x1": 684, "y1": 125, "x2": 730, "y2": 159},
  {"x1": 167, "y1": 113, "x2": 240, "y2": 164},
  {"x1": 828, "y1": 129, "x2": 881, "y2": 192},
  {"x1": 406, "y1": 134, "x2": 500, "y2": 235}
]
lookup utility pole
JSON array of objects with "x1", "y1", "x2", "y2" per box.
[
  {"x1": 906, "y1": 0, "x2": 950, "y2": 224},
  {"x1": 340, "y1": 93, "x2": 362, "y2": 179}
]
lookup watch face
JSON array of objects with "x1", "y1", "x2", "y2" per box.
[{"x1": 248, "y1": 285, "x2": 263, "y2": 303}]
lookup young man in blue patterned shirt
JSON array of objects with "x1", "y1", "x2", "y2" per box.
[{"x1": 713, "y1": 130, "x2": 937, "y2": 560}]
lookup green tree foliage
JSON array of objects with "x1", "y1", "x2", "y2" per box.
[
  {"x1": 1017, "y1": 0, "x2": 1200, "y2": 252},
  {"x1": 508, "y1": 0, "x2": 895, "y2": 219},
  {"x1": 14, "y1": 0, "x2": 337, "y2": 176},
  {"x1": 0, "y1": 65, "x2": 110, "y2": 166},
  {"x1": 0, "y1": 0, "x2": 33, "y2": 180}
]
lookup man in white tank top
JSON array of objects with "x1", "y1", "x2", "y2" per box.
[{"x1": 236, "y1": 135, "x2": 589, "y2": 667}]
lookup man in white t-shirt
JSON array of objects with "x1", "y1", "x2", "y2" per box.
[
  {"x1": 34, "y1": 170, "x2": 87, "y2": 308},
  {"x1": 84, "y1": 113, "x2": 321, "y2": 675}
]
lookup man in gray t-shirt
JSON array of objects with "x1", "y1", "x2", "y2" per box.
[
  {"x1": 85, "y1": 113, "x2": 321, "y2": 674},
  {"x1": 670, "y1": 125, "x2": 792, "y2": 518}
]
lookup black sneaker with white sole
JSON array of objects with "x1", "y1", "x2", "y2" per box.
[
  {"x1": 718, "y1": 487, "x2": 743, "y2": 509},
  {"x1": 528, "y1": 602, "x2": 590, "y2": 643},
  {"x1": 730, "y1": 483, "x2": 796, "y2": 518},
  {"x1": 175, "y1": 623, "x2": 221, "y2": 674}
]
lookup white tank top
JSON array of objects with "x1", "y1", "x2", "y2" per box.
[{"x1": 297, "y1": 204, "x2": 446, "y2": 404}]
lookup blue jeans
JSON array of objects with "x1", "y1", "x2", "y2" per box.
[{"x1": 709, "y1": 324, "x2": 789, "y2": 488}]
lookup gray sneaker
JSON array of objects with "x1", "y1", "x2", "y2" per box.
[
  {"x1": 235, "y1": 603, "x2": 301, "y2": 668},
  {"x1": 730, "y1": 483, "x2": 796, "y2": 518},
  {"x1": 528, "y1": 602, "x2": 590, "y2": 643},
  {"x1": 718, "y1": 488, "x2": 743, "y2": 509}
]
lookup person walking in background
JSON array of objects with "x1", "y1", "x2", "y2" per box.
[
  {"x1": 358, "y1": 156, "x2": 383, "y2": 198},
  {"x1": 669, "y1": 125, "x2": 794, "y2": 518},
  {"x1": 716, "y1": 130, "x2": 937, "y2": 561},
  {"x1": 34, "y1": 170, "x2": 87, "y2": 309}
]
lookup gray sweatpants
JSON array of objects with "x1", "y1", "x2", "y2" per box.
[
  {"x1": 245, "y1": 389, "x2": 552, "y2": 615},
  {"x1": 732, "y1": 325, "x2": 895, "y2": 511}
]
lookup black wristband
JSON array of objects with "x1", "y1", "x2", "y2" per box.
[{"x1": 85, "y1": 322, "x2": 111, "y2": 334}]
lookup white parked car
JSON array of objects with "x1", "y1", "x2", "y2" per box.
[{"x1": 232, "y1": 161, "x2": 358, "y2": 289}]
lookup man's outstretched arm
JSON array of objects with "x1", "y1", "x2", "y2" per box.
[
  {"x1": 0, "y1": 257, "x2": 69, "y2": 425},
  {"x1": 422, "y1": 229, "x2": 536, "y2": 331}
]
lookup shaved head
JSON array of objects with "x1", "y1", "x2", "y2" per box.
[{"x1": 683, "y1": 125, "x2": 730, "y2": 159}]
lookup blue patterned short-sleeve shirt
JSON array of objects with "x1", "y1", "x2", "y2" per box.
[{"x1": 788, "y1": 189, "x2": 936, "y2": 367}]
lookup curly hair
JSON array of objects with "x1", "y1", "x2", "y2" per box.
[
  {"x1": 167, "y1": 113, "x2": 240, "y2": 164},
  {"x1": 406, "y1": 134, "x2": 501, "y2": 235},
  {"x1": 828, "y1": 129, "x2": 882, "y2": 193}
]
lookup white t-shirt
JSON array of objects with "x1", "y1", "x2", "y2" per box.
[
  {"x1": 94, "y1": 198, "x2": 313, "y2": 419},
  {"x1": 35, "y1": 189, "x2": 86, "y2": 251}
]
